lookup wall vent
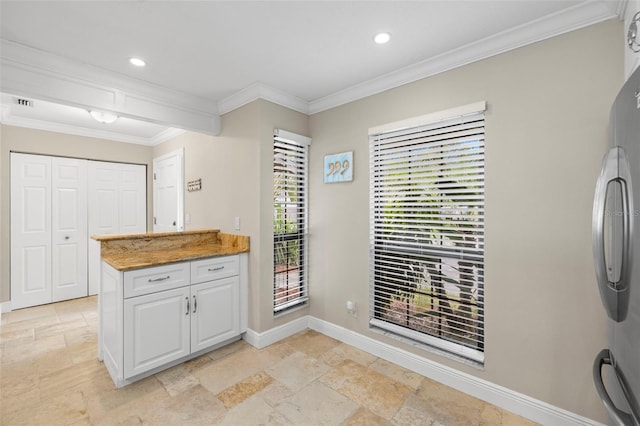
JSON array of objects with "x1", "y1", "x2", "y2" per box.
[{"x1": 14, "y1": 98, "x2": 34, "y2": 107}]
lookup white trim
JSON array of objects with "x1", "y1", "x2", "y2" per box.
[
  {"x1": 1, "y1": 40, "x2": 221, "y2": 135},
  {"x1": 308, "y1": 1, "x2": 617, "y2": 115},
  {"x1": 218, "y1": 82, "x2": 309, "y2": 116},
  {"x1": 0, "y1": 111, "x2": 185, "y2": 146},
  {"x1": 274, "y1": 128, "x2": 312, "y2": 146},
  {"x1": 242, "y1": 316, "x2": 308, "y2": 349},
  {"x1": 0, "y1": 301, "x2": 12, "y2": 314},
  {"x1": 368, "y1": 101, "x2": 486, "y2": 136},
  {"x1": 244, "y1": 315, "x2": 604, "y2": 426}
]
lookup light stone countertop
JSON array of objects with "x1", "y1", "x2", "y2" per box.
[{"x1": 92, "y1": 229, "x2": 249, "y2": 271}]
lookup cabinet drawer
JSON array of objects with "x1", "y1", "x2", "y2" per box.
[
  {"x1": 191, "y1": 255, "x2": 239, "y2": 284},
  {"x1": 124, "y1": 262, "x2": 190, "y2": 298}
]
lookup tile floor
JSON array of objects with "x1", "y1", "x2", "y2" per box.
[{"x1": 0, "y1": 297, "x2": 538, "y2": 425}]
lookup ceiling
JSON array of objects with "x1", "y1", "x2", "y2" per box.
[{"x1": 0, "y1": 1, "x2": 624, "y2": 145}]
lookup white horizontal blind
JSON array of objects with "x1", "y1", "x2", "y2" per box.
[
  {"x1": 273, "y1": 130, "x2": 310, "y2": 313},
  {"x1": 369, "y1": 105, "x2": 485, "y2": 363}
]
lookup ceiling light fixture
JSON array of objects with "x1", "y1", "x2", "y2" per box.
[
  {"x1": 129, "y1": 57, "x2": 146, "y2": 67},
  {"x1": 89, "y1": 110, "x2": 119, "y2": 124},
  {"x1": 374, "y1": 32, "x2": 391, "y2": 44}
]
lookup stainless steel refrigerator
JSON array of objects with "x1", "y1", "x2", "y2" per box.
[{"x1": 593, "y1": 65, "x2": 640, "y2": 425}]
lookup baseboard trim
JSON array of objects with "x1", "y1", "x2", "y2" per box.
[
  {"x1": 0, "y1": 301, "x2": 12, "y2": 314},
  {"x1": 246, "y1": 315, "x2": 603, "y2": 426}
]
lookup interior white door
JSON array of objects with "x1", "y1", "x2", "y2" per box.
[
  {"x1": 119, "y1": 163, "x2": 147, "y2": 234},
  {"x1": 51, "y1": 156, "x2": 88, "y2": 302},
  {"x1": 11, "y1": 153, "x2": 52, "y2": 309},
  {"x1": 153, "y1": 149, "x2": 184, "y2": 232}
]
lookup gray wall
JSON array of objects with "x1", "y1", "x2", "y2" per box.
[{"x1": 307, "y1": 20, "x2": 622, "y2": 422}]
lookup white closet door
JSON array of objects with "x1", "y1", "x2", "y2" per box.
[
  {"x1": 119, "y1": 163, "x2": 147, "y2": 234},
  {"x1": 10, "y1": 153, "x2": 52, "y2": 309},
  {"x1": 51, "y1": 157, "x2": 88, "y2": 302},
  {"x1": 88, "y1": 161, "x2": 119, "y2": 235},
  {"x1": 88, "y1": 161, "x2": 147, "y2": 296}
]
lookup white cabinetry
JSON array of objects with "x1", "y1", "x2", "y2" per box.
[{"x1": 100, "y1": 254, "x2": 247, "y2": 387}]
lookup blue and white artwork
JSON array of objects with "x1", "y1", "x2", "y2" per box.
[{"x1": 324, "y1": 151, "x2": 353, "y2": 183}]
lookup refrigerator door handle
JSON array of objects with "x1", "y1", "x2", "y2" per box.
[
  {"x1": 593, "y1": 147, "x2": 634, "y2": 322},
  {"x1": 594, "y1": 349, "x2": 634, "y2": 426}
]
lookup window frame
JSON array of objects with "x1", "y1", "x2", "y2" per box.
[
  {"x1": 368, "y1": 102, "x2": 486, "y2": 364},
  {"x1": 273, "y1": 129, "x2": 311, "y2": 314}
]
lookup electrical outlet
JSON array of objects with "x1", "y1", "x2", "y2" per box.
[{"x1": 234, "y1": 216, "x2": 241, "y2": 230}]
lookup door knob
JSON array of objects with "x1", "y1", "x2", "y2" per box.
[
  {"x1": 173, "y1": 220, "x2": 176, "y2": 226},
  {"x1": 64, "y1": 236, "x2": 70, "y2": 240}
]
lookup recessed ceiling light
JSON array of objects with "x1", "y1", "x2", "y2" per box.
[
  {"x1": 374, "y1": 32, "x2": 391, "y2": 44},
  {"x1": 129, "y1": 57, "x2": 146, "y2": 67}
]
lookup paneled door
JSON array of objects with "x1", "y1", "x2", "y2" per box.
[
  {"x1": 87, "y1": 161, "x2": 146, "y2": 295},
  {"x1": 51, "y1": 157, "x2": 88, "y2": 302},
  {"x1": 11, "y1": 153, "x2": 52, "y2": 309},
  {"x1": 153, "y1": 148, "x2": 184, "y2": 232}
]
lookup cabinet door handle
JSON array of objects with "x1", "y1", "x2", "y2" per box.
[
  {"x1": 186, "y1": 297, "x2": 190, "y2": 315},
  {"x1": 148, "y1": 275, "x2": 170, "y2": 283},
  {"x1": 193, "y1": 295, "x2": 197, "y2": 313},
  {"x1": 208, "y1": 266, "x2": 224, "y2": 272}
]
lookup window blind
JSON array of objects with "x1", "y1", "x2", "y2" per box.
[
  {"x1": 369, "y1": 103, "x2": 485, "y2": 364},
  {"x1": 273, "y1": 129, "x2": 310, "y2": 313}
]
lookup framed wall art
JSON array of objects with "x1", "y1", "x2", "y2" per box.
[{"x1": 324, "y1": 151, "x2": 353, "y2": 183}]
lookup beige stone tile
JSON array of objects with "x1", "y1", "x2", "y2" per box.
[
  {"x1": 207, "y1": 338, "x2": 251, "y2": 361},
  {"x1": 275, "y1": 380, "x2": 359, "y2": 425},
  {"x1": 155, "y1": 363, "x2": 200, "y2": 397},
  {"x1": 0, "y1": 358, "x2": 40, "y2": 401},
  {"x1": 0, "y1": 383, "x2": 40, "y2": 417},
  {"x1": 320, "y1": 359, "x2": 412, "y2": 420},
  {"x1": 216, "y1": 371, "x2": 273, "y2": 408},
  {"x1": 195, "y1": 345, "x2": 282, "y2": 394},
  {"x1": 391, "y1": 395, "x2": 438, "y2": 426},
  {"x1": 267, "y1": 351, "x2": 330, "y2": 392},
  {"x1": 3, "y1": 304, "x2": 57, "y2": 324},
  {"x1": 35, "y1": 318, "x2": 88, "y2": 340},
  {"x1": 282, "y1": 329, "x2": 341, "y2": 358},
  {"x1": 0, "y1": 316, "x2": 58, "y2": 344},
  {"x1": 260, "y1": 381, "x2": 295, "y2": 407},
  {"x1": 479, "y1": 404, "x2": 539, "y2": 426},
  {"x1": 2, "y1": 389, "x2": 88, "y2": 425},
  {"x1": 220, "y1": 391, "x2": 292, "y2": 426},
  {"x1": 85, "y1": 375, "x2": 164, "y2": 421},
  {"x1": 345, "y1": 407, "x2": 393, "y2": 425},
  {"x1": 369, "y1": 357, "x2": 424, "y2": 390},
  {"x1": 39, "y1": 358, "x2": 110, "y2": 401},
  {"x1": 64, "y1": 324, "x2": 97, "y2": 347},
  {"x1": 1, "y1": 334, "x2": 66, "y2": 364},
  {"x1": 320, "y1": 342, "x2": 378, "y2": 368},
  {"x1": 409, "y1": 377, "x2": 485, "y2": 425},
  {"x1": 88, "y1": 380, "x2": 170, "y2": 425},
  {"x1": 183, "y1": 353, "x2": 215, "y2": 373},
  {"x1": 0, "y1": 325, "x2": 34, "y2": 344},
  {"x1": 143, "y1": 384, "x2": 227, "y2": 425}
]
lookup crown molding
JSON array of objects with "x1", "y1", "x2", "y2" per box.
[
  {"x1": 1, "y1": 39, "x2": 220, "y2": 135},
  {"x1": 308, "y1": 0, "x2": 619, "y2": 115},
  {"x1": 218, "y1": 82, "x2": 309, "y2": 116}
]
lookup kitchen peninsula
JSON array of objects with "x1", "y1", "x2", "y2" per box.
[{"x1": 91, "y1": 229, "x2": 249, "y2": 387}]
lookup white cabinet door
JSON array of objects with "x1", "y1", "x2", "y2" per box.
[
  {"x1": 51, "y1": 157, "x2": 88, "y2": 302},
  {"x1": 124, "y1": 286, "x2": 191, "y2": 379},
  {"x1": 191, "y1": 277, "x2": 240, "y2": 353},
  {"x1": 10, "y1": 153, "x2": 52, "y2": 309}
]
